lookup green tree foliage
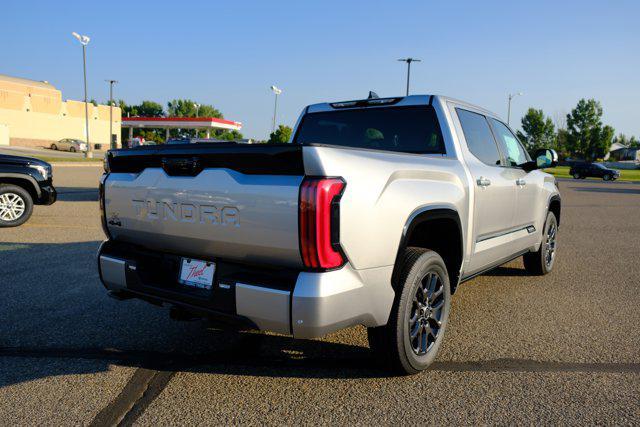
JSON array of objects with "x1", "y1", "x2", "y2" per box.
[
  {"x1": 137, "y1": 101, "x2": 164, "y2": 117},
  {"x1": 167, "y1": 99, "x2": 222, "y2": 118},
  {"x1": 566, "y1": 99, "x2": 615, "y2": 160},
  {"x1": 516, "y1": 108, "x2": 556, "y2": 153},
  {"x1": 268, "y1": 125, "x2": 293, "y2": 144}
]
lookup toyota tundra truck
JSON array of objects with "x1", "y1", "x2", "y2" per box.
[{"x1": 98, "y1": 94, "x2": 560, "y2": 374}]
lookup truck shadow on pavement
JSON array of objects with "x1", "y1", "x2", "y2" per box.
[
  {"x1": 1, "y1": 240, "x2": 639, "y2": 389},
  {"x1": 55, "y1": 187, "x2": 99, "y2": 202}
]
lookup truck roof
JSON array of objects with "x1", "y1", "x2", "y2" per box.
[{"x1": 306, "y1": 94, "x2": 500, "y2": 120}]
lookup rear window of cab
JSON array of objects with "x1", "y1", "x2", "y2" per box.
[{"x1": 293, "y1": 106, "x2": 445, "y2": 154}]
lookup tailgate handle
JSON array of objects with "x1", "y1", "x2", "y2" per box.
[{"x1": 161, "y1": 157, "x2": 203, "y2": 176}]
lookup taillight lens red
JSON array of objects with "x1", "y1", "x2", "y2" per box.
[{"x1": 299, "y1": 177, "x2": 346, "y2": 269}]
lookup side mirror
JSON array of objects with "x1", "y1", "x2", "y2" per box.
[
  {"x1": 521, "y1": 148, "x2": 558, "y2": 172},
  {"x1": 535, "y1": 148, "x2": 558, "y2": 169}
]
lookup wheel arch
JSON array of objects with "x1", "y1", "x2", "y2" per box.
[
  {"x1": 393, "y1": 206, "x2": 464, "y2": 293},
  {"x1": 0, "y1": 173, "x2": 40, "y2": 201}
]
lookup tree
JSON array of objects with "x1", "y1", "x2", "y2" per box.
[
  {"x1": 516, "y1": 108, "x2": 555, "y2": 153},
  {"x1": 137, "y1": 100, "x2": 164, "y2": 117},
  {"x1": 268, "y1": 125, "x2": 293, "y2": 144},
  {"x1": 167, "y1": 99, "x2": 222, "y2": 118},
  {"x1": 215, "y1": 130, "x2": 244, "y2": 141},
  {"x1": 566, "y1": 99, "x2": 615, "y2": 160}
]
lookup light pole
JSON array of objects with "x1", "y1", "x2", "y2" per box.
[
  {"x1": 193, "y1": 103, "x2": 200, "y2": 137},
  {"x1": 270, "y1": 85, "x2": 282, "y2": 133},
  {"x1": 507, "y1": 92, "x2": 523, "y2": 126},
  {"x1": 398, "y1": 58, "x2": 421, "y2": 96},
  {"x1": 105, "y1": 79, "x2": 118, "y2": 149},
  {"x1": 72, "y1": 32, "x2": 92, "y2": 158}
]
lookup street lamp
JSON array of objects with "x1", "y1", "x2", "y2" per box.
[
  {"x1": 507, "y1": 92, "x2": 524, "y2": 126},
  {"x1": 398, "y1": 58, "x2": 421, "y2": 96},
  {"x1": 71, "y1": 32, "x2": 92, "y2": 158},
  {"x1": 193, "y1": 103, "x2": 200, "y2": 137},
  {"x1": 105, "y1": 79, "x2": 118, "y2": 149},
  {"x1": 270, "y1": 85, "x2": 282, "y2": 133}
]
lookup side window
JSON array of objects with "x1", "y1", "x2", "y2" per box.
[
  {"x1": 456, "y1": 109, "x2": 502, "y2": 166},
  {"x1": 489, "y1": 119, "x2": 530, "y2": 167}
]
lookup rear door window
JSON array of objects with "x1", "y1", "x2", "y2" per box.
[
  {"x1": 294, "y1": 106, "x2": 444, "y2": 154},
  {"x1": 456, "y1": 109, "x2": 502, "y2": 166}
]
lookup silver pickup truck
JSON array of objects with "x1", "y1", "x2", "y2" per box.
[{"x1": 98, "y1": 94, "x2": 560, "y2": 374}]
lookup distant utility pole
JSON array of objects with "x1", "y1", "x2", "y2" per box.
[
  {"x1": 507, "y1": 92, "x2": 524, "y2": 126},
  {"x1": 398, "y1": 58, "x2": 421, "y2": 96},
  {"x1": 105, "y1": 79, "x2": 118, "y2": 149},
  {"x1": 72, "y1": 32, "x2": 92, "y2": 158},
  {"x1": 270, "y1": 85, "x2": 282, "y2": 133}
]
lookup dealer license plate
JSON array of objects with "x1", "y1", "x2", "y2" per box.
[{"x1": 178, "y1": 258, "x2": 215, "y2": 290}]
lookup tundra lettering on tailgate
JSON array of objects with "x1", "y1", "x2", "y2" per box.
[{"x1": 132, "y1": 199, "x2": 239, "y2": 226}]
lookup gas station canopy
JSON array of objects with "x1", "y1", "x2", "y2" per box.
[{"x1": 122, "y1": 116, "x2": 242, "y2": 131}]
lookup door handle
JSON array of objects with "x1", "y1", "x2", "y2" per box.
[
  {"x1": 476, "y1": 177, "x2": 492, "y2": 187},
  {"x1": 516, "y1": 178, "x2": 526, "y2": 186}
]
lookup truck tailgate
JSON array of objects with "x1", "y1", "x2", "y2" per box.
[{"x1": 103, "y1": 144, "x2": 304, "y2": 268}]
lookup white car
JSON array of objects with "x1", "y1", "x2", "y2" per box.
[{"x1": 51, "y1": 139, "x2": 87, "y2": 153}]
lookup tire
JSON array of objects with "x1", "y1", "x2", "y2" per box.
[
  {"x1": 51, "y1": 144, "x2": 58, "y2": 150},
  {"x1": 572, "y1": 172, "x2": 581, "y2": 179},
  {"x1": 69, "y1": 146, "x2": 76, "y2": 153},
  {"x1": 603, "y1": 174, "x2": 611, "y2": 181},
  {"x1": 0, "y1": 184, "x2": 34, "y2": 227},
  {"x1": 523, "y1": 211, "x2": 558, "y2": 275},
  {"x1": 368, "y1": 248, "x2": 452, "y2": 375}
]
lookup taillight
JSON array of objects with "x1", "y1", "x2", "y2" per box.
[{"x1": 299, "y1": 177, "x2": 346, "y2": 270}]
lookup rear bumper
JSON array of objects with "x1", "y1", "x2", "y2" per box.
[{"x1": 98, "y1": 241, "x2": 394, "y2": 338}]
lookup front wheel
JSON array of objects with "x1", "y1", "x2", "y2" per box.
[
  {"x1": 603, "y1": 174, "x2": 612, "y2": 181},
  {"x1": 0, "y1": 184, "x2": 34, "y2": 227},
  {"x1": 69, "y1": 146, "x2": 76, "y2": 153},
  {"x1": 572, "y1": 172, "x2": 581, "y2": 179},
  {"x1": 523, "y1": 211, "x2": 558, "y2": 275},
  {"x1": 50, "y1": 144, "x2": 58, "y2": 150},
  {"x1": 368, "y1": 248, "x2": 451, "y2": 375}
]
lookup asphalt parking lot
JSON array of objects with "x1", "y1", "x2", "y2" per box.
[{"x1": 1, "y1": 166, "x2": 639, "y2": 425}]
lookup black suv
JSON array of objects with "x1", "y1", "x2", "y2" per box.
[
  {"x1": 0, "y1": 154, "x2": 57, "y2": 227},
  {"x1": 569, "y1": 163, "x2": 620, "y2": 181}
]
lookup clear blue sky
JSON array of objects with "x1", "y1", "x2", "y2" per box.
[{"x1": 3, "y1": 0, "x2": 639, "y2": 140}]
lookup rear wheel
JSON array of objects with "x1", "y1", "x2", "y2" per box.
[
  {"x1": 0, "y1": 184, "x2": 33, "y2": 227},
  {"x1": 368, "y1": 248, "x2": 451, "y2": 375},
  {"x1": 572, "y1": 172, "x2": 581, "y2": 179},
  {"x1": 50, "y1": 143, "x2": 58, "y2": 150},
  {"x1": 523, "y1": 211, "x2": 558, "y2": 275}
]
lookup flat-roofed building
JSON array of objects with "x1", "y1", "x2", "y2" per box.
[{"x1": 0, "y1": 73, "x2": 121, "y2": 148}]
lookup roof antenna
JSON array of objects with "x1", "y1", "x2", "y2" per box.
[{"x1": 368, "y1": 91, "x2": 379, "y2": 99}]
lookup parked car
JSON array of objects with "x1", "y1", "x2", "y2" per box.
[
  {"x1": 98, "y1": 94, "x2": 560, "y2": 374},
  {"x1": 51, "y1": 138, "x2": 87, "y2": 153},
  {"x1": 569, "y1": 163, "x2": 619, "y2": 180},
  {"x1": 0, "y1": 154, "x2": 56, "y2": 227}
]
